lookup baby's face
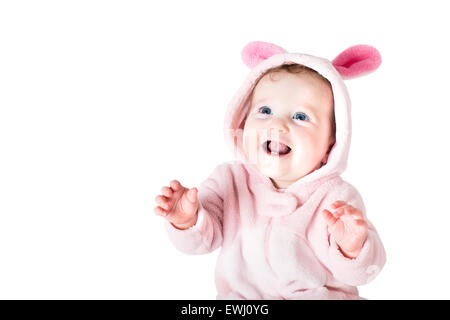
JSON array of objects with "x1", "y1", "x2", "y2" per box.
[{"x1": 242, "y1": 70, "x2": 335, "y2": 189}]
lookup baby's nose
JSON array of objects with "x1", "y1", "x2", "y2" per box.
[{"x1": 269, "y1": 118, "x2": 289, "y2": 134}]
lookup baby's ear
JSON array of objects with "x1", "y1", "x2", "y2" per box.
[
  {"x1": 241, "y1": 41, "x2": 287, "y2": 68},
  {"x1": 332, "y1": 45, "x2": 382, "y2": 80}
]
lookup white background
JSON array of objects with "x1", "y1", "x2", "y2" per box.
[{"x1": 1, "y1": 0, "x2": 449, "y2": 299}]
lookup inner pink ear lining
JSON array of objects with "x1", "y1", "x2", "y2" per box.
[
  {"x1": 241, "y1": 41, "x2": 287, "y2": 68},
  {"x1": 332, "y1": 45, "x2": 381, "y2": 79},
  {"x1": 340, "y1": 57, "x2": 364, "y2": 69},
  {"x1": 338, "y1": 57, "x2": 379, "y2": 70},
  {"x1": 335, "y1": 55, "x2": 381, "y2": 68}
]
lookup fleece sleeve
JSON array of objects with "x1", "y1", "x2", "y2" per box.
[
  {"x1": 164, "y1": 164, "x2": 225, "y2": 255},
  {"x1": 307, "y1": 181, "x2": 387, "y2": 286}
]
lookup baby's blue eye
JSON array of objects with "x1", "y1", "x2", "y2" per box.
[
  {"x1": 258, "y1": 106, "x2": 272, "y2": 115},
  {"x1": 293, "y1": 112, "x2": 309, "y2": 121}
]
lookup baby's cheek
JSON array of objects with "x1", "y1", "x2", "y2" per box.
[{"x1": 293, "y1": 135, "x2": 321, "y2": 164}]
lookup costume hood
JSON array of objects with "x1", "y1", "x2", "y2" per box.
[{"x1": 223, "y1": 41, "x2": 381, "y2": 187}]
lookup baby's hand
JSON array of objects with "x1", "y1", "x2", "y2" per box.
[
  {"x1": 154, "y1": 180, "x2": 199, "y2": 230},
  {"x1": 322, "y1": 201, "x2": 368, "y2": 259}
]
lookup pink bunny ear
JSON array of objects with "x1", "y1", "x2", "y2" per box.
[
  {"x1": 332, "y1": 45, "x2": 382, "y2": 80},
  {"x1": 241, "y1": 41, "x2": 287, "y2": 68}
]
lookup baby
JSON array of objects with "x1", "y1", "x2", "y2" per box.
[{"x1": 154, "y1": 41, "x2": 386, "y2": 299}]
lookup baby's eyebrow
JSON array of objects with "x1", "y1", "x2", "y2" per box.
[
  {"x1": 296, "y1": 103, "x2": 317, "y2": 114},
  {"x1": 252, "y1": 97, "x2": 270, "y2": 106}
]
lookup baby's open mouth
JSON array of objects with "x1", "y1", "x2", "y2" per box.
[{"x1": 262, "y1": 140, "x2": 292, "y2": 156}]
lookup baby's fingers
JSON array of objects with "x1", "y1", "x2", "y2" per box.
[
  {"x1": 331, "y1": 206, "x2": 347, "y2": 219},
  {"x1": 154, "y1": 206, "x2": 167, "y2": 217},
  {"x1": 170, "y1": 180, "x2": 183, "y2": 191},
  {"x1": 180, "y1": 188, "x2": 199, "y2": 215},
  {"x1": 322, "y1": 209, "x2": 337, "y2": 226},
  {"x1": 337, "y1": 205, "x2": 363, "y2": 220},
  {"x1": 155, "y1": 195, "x2": 171, "y2": 211},
  {"x1": 331, "y1": 200, "x2": 347, "y2": 209},
  {"x1": 161, "y1": 186, "x2": 173, "y2": 197},
  {"x1": 186, "y1": 188, "x2": 198, "y2": 203},
  {"x1": 347, "y1": 207, "x2": 363, "y2": 220}
]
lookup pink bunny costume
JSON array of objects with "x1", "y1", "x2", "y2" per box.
[{"x1": 164, "y1": 41, "x2": 386, "y2": 300}]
